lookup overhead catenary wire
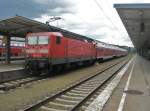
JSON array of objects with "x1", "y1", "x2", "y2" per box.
[
  {"x1": 61, "y1": 14, "x2": 96, "y2": 39},
  {"x1": 93, "y1": 0, "x2": 123, "y2": 36}
]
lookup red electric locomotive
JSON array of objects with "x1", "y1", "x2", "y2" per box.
[
  {"x1": 25, "y1": 32, "x2": 96, "y2": 74},
  {"x1": 25, "y1": 32, "x2": 127, "y2": 75}
]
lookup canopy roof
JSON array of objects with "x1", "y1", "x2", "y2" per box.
[
  {"x1": 114, "y1": 3, "x2": 150, "y2": 51},
  {"x1": 0, "y1": 16, "x2": 93, "y2": 41}
]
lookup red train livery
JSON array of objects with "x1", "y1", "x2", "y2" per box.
[
  {"x1": 96, "y1": 42, "x2": 127, "y2": 61},
  {"x1": 0, "y1": 45, "x2": 24, "y2": 57},
  {"x1": 25, "y1": 32, "x2": 127, "y2": 74}
]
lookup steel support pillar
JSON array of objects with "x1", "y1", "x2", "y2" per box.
[{"x1": 5, "y1": 36, "x2": 11, "y2": 64}]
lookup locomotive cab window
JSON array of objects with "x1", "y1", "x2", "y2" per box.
[
  {"x1": 56, "y1": 36, "x2": 61, "y2": 44},
  {"x1": 38, "y1": 36, "x2": 49, "y2": 45},
  {"x1": 27, "y1": 36, "x2": 37, "y2": 45}
]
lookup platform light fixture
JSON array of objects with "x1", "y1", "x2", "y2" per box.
[
  {"x1": 139, "y1": 10, "x2": 145, "y2": 35},
  {"x1": 140, "y1": 22, "x2": 145, "y2": 33},
  {"x1": 46, "y1": 16, "x2": 63, "y2": 27}
]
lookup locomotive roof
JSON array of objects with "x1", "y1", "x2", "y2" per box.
[{"x1": 0, "y1": 16, "x2": 94, "y2": 42}]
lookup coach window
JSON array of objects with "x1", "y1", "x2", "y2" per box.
[{"x1": 56, "y1": 36, "x2": 61, "y2": 44}]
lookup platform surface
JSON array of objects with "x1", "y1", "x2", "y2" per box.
[
  {"x1": 103, "y1": 55, "x2": 150, "y2": 111},
  {"x1": 123, "y1": 55, "x2": 150, "y2": 111},
  {"x1": 87, "y1": 55, "x2": 150, "y2": 111},
  {"x1": 0, "y1": 60, "x2": 24, "y2": 72}
]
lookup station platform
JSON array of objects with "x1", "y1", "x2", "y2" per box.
[
  {"x1": 87, "y1": 55, "x2": 150, "y2": 111},
  {"x1": 0, "y1": 60, "x2": 25, "y2": 83},
  {"x1": 0, "y1": 60, "x2": 24, "y2": 72},
  {"x1": 0, "y1": 56, "x2": 24, "y2": 61}
]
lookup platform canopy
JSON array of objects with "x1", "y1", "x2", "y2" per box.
[
  {"x1": 0, "y1": 16, "x2": 94, "y2": 64},
  {"x1": 114, "y1": 4, "x2": 150, "y2": 58},
  {"x1": 0, "y1": 15, "x2": 93, "y2": 41}
]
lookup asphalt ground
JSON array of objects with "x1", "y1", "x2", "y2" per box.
[{"x1": 103, "y1": 55, "x2": 150, "y2": 111}]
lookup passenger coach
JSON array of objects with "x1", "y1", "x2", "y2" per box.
[{"x1": 96, "y1": 41, "x2": 127, "y2": 62}]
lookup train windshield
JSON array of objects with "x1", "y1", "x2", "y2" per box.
[
  {"x1": 27, "y1": 36, "x2": 37, "y2": 45},
  {"x1": 27, "y1": 36, "x2": 49, "y2": 45},
  {"x1": 38, "y1": 36, "x2": 49, "y2": 45}
]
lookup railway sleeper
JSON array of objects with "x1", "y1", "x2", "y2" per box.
[
  {"x1": 86, "y1": 78, "x2": 102, "y2": 82},
  {"x1": 0, "y1": 84, "x2": 13, "y2": 91},
  {"x1": 78, "y1": 86, "x2": 95, "y2": 90},
  {"x1": 87, "y1": 80, "x2": 102, "y2": 84},
  {"x1": 82, "y1": 82, "x2": 100, "y2": 85},
  {"x1": 40, "y1": 106, "x2": 66, "y2": 111},
  {"x1": 2, "y1": 83, "x2": 17, "y2": 91},
  {"x1": 73, "y1": 87, "x2": 94, "y2": 94},
  {"x1": 70, "y1": 89, "x2": 90, "y2": 94},
  {"x1": 66, "y1": 92, "x2": 87, "y2": 97},
  {"x1": 0, "y1": 85, "x2": 6, "y2": 90},
  {"x1": 78, "y1": 84, "x2": 95, "y2": 87},
  {"x1": 84, "y1": 82, "x2": 105, "y2": 87},
  {"x1": 14, "y1": 78, "x2": 36, "y2": 84},
  {"x1": 61, "y1": 95, "x2": 83, "y2": 101},
  {"x1": 8, "y1": 82, "x2": 21, "y2": 88},
  {"x1": 74, "y1": 87, "x2": 94, "y2": 91},
  {"x1": 9, "y1": 81, "x2": 25, "y2": 86},
  {"x1": 11, "y1": 80, "x2": 24, "y2": 84},
  {"x1": 55, "y1": 98, "x2": 78, "y2": 105},
  {"x1": 80, "y1": 84, "x2": 97, "y2": 87},
  {"x1": 85, "y1": 81, "x2": 100, "y2": 84},
  {"x1": 47, "y1": 102, "x2": 74, "y2": 110}
]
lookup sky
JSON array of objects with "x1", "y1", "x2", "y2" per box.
[{"x1": 0, "y1": 0, "x2": 150, "y2": 47}]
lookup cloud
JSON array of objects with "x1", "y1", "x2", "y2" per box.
[
  {"x1": 0, "y1": 0, "x2": 73, "y2": 18},
  {"x1": 1, "y1": 0, "x2": 145, "y2": 47}
]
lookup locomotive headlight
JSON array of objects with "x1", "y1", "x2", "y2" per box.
[{"x1": 39, "y1": 49, "x2": 49, "y2": 53}]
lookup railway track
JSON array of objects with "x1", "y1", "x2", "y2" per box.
[
  {"x1": 22, "y1": 58, "x2": 129, "y2": 111},
  {"x1": 0, "y1": 76, "x2": 48, "y2": 91},
  {"x1": 0, "y1": 58, "x2": 126, "y2": 92}
]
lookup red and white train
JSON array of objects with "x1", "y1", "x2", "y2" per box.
[
  {"x1": 0, "y1": 45, "x2": 24, "y2": 57},
  {"x1": 0, "y1": 38, "x2": 25, "y2": 57},
  {"x1": 96, "y1": 41, "x2": 127, "y2": 61},
  {"x1": 25, "y1": 32, "x2": 127, "y2": 75}
]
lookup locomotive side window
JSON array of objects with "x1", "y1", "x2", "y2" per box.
[
  {"x1": 38, "y1": 36, "x2": 49, "y2": 45},
  {"x1": 56, "y1": 36, "x2": 61, "y2": 44},
  {"x1": 27, "y1": 36, "x2": 37, "y2": 45}
]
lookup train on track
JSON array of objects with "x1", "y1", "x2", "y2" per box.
[
  {"x1": 25, "y1": 32, "x2": 127, "y2": 75},
  {"x1": 0, "y1": 45, "x2": 24, "y2": 57}
]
